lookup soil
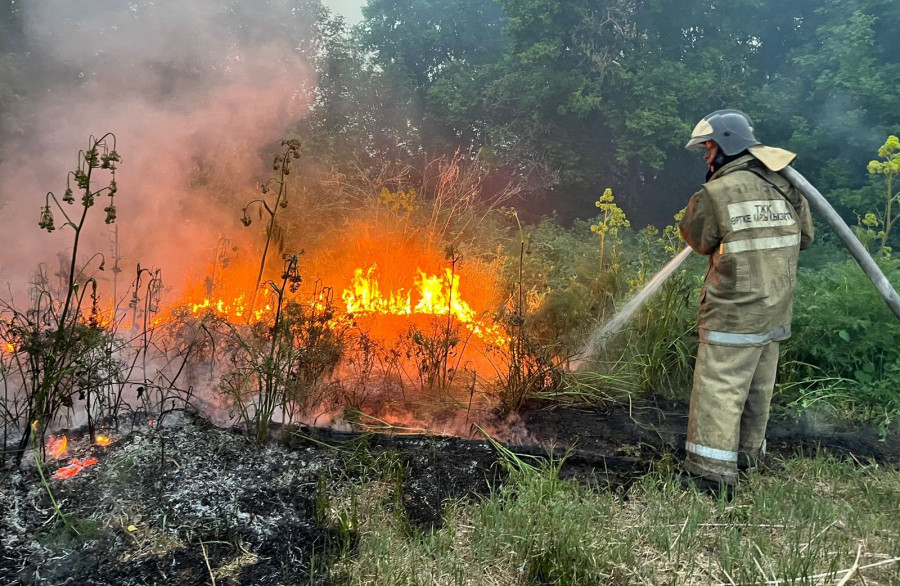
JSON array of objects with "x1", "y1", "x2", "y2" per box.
[{"x1": 1, "y1": 400, "x2": 897, "y2": 585}]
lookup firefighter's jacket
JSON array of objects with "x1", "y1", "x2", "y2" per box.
[{"x1": 679, "y1": 154, "x2": 814, "y2": 345}]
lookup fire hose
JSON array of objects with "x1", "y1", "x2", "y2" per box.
[
  {"x1": 574, "y1": 163, "x2": 900, "y2": 365},
  {"x1": 780, "y1": 166, "x2": 900, "y2": 320}
]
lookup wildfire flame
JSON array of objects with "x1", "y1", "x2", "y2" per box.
[
  {"x1": 47, "y1": 435, "x2": 68, "y2": 460},
  {"x1": 189, "y1": 292, "x2": 273, "y2": 322},
  {"x1": 95, "y1": 435, "x2": 112, "y2": 446},
  {"x1": 343, "y1": 265, "x2": 474, "y2": 319},
  {"x1": 342, "y1": 265, "x2": 506, "y2": 346},
  {"x1": 54, "y1": 458, "x2": 99, "y2": 480},
  {"x1": 179, "y1": 288, "x2": 275, "y2": 324},
  {"x1": 78, "y1": 255, "x2": 506, "y2": 347}
]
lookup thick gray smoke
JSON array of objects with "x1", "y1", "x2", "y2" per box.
[{"x1": 0, "y1": 0, "x2": 318, "y2": 301}]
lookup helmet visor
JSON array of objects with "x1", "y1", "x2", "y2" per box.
[{"x1": 684, "y1": 119, "x2": 714, "y2": 150}]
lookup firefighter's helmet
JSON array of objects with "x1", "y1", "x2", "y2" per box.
[{"x1": 685, "y1": 109, "x2": 760, "y2": 155}]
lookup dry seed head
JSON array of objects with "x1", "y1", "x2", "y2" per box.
[{"x1": 39, "y1": 205, "x2": 56, "y2": 232}]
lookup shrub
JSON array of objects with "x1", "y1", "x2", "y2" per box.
[
  {"x1": 218, "y1": 255, "x2": 346, "y2": 441},
  {"x1": 782, "y1": 257, "x2": 900, "y2": 425}
]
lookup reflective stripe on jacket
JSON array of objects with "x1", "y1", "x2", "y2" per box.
[{"x1": 679, "y1": 154, "x2": 815, "y2": 344}]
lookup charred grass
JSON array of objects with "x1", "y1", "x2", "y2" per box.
[{"x1": 1, "y1": 410, "x2": 899, "y2": 585}]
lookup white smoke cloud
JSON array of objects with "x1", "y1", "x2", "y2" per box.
[{"x1": 0, "y1": 0, "x2": 318, "y2": 301}]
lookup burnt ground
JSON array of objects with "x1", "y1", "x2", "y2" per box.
[{"x1": 1, "y1": 400, "x2": 898, "y2": 586}]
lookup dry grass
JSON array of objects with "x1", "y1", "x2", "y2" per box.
[{"x1": 327, "y1": 453, "x2": 900, "y2": 585}]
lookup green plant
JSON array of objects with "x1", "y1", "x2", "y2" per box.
[
  {"x1": 487, "y1": 211, "x2": 563, "y2": 414},
  {"x1": 783, "y1": 257, "x2": 900, "y2": 426},
  {"x1": 1, "y1": 134, "x2": 122, "y2": 465},
  {"x1": 329, "y1": 448, "x2": 900, "y2": 585},
  {"x1": 624, "y1": 229, "x2": 697, "y2": 396},
  {"x1": 865, "y1": 135, "x2": 900, "y2": 252},
  {"x1": 590, "y1": 188, "x2": 630, "y2": 271},
  {"x1": 219, "y1": 254, "x2": 346, "y2": 442}
]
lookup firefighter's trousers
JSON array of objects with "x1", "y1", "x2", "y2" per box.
[{"x1": 684, "y1": 341, "x2": 780, "y2": 485}]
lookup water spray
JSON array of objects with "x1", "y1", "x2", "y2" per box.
[
  {"x1": 573, "y1": 164, "x2": 900, "y2": 369},
  {"x1": 570, "y1": 246, "x2": 693, "y2": 370}
]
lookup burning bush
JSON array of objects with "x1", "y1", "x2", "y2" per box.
[{"x1": 214, "y1": 255, "x2": 346, "y2": 442}]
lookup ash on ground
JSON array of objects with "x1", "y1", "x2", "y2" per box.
[
  {"x1": 0, "y1": 411, "x2": 501, "y2": 586},
  {"x1": 2, "y1": 401, "x2": 897, "y2": 585}
]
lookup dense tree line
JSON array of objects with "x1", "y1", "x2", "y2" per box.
[
  {"x1": 301, "y1": 0, "x2": 900, "y2": 232},
  {"x1": 2, "y1": 0, "x2": 898, "y2": 233}
]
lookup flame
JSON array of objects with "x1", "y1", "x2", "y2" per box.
[
  {"x1": 53, "y1": 457, "x2": 99, "y2": 480},
  {"x1": 414, "y1": 269, "x2": 476, "y2": 322},
  {"x1": 343, "y1": 265, "x2": 474, "y2": 320},
  {"x1": 187, "y1": 289, "x2": 274, "y2": 323},
  {"x1": 4, "y1": 342, "x2": 14, "y2": 353},
  {"x1": 95, "y1": 435, "x2": 112, "y2": 446},
  {"x1": 342, "y1": 266, "x2": 412, "y2": 315},
  {"x1": 47, "y1": 435, "x2": 68, "y2": 460},
  {"x1": 342, "y1": 265, "x2": 506, "y2": 346}
]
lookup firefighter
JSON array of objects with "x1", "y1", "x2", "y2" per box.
[{"x1": 678, "y1": 109, "x2": 815, "y2": 497}]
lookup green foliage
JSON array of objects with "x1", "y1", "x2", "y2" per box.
[
  {"x1": 489, "y1": 217, "x2": 565, "y2": 414},
  {"x1": 590, "y1": 188, "x2": 630, "y2": 268},
  {"x1": 624, "y1": 266, "x2": 697, "y2": 397},
  {"x1": 218, "y1": 255, "x2": 346, "y2": 442},
  {"x1": 488, "y1": 322, "x2": 562, "y2": 416},
  {"x1": 331, "y1": 450, "x2": 900, "y2": 584},
  {"x1": 865, "y1": 135, "x2": 900, "y2": 251},
  {"x1": 499, "y1": 203, "x2": 694, "y2": 401},
  {"x1": 336, "y1": 0, "x2": 900, "y2": 225},
  {"x1": 782, "y1": 257, "x2": 900, "y2": 425}
]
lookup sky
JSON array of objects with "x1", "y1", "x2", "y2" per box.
[{"x1": 323, "y1": 0, "x2": 364, "y2": 24}]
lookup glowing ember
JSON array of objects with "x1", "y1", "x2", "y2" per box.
[
  {"x1": 54, "y1": 458, "x2": 99, "y2": 480},
  {"x1": 47, "y1": 435, "x2": 68, "y2": 460},
  {"x1": 95, "y1": 435, "x2": 112, "y2": 446}
]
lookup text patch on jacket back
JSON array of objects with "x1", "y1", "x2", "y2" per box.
[{"x1": 726, "y1": 200, "x2": 795, "y2": 231}]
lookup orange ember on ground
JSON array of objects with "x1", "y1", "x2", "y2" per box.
[
  {"x1": 54, "y1": 458, "x2": 99, "y2": 480},
  {"x1": 47, "y1": 435, "x2": 68, "y2": 460}
]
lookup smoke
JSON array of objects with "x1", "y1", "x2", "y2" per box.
[{"x1": 0, "y1": 0, "x2": 318, "y2": 300}]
